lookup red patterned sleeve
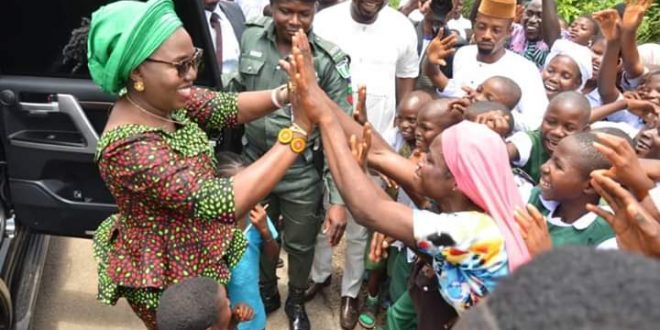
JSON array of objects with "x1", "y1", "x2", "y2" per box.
[{"x1": 184, "y1": 87, "x2": 239, "y2": 132}]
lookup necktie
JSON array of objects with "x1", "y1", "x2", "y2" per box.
[{"x1": 209, "y1": 12, "x2": 223, "y2": 73}]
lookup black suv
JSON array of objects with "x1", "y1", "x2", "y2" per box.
[{"x1": 0, "y1": 0, "x2": 223, "y2": 328}]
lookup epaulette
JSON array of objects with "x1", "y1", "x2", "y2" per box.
[{"x1": 313, "y1": 35, "x2": 351, "y2": 79}]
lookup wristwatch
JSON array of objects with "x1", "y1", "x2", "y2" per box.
[{"x1": 278, "y1": 127, "x2": 306, "y2": 153}]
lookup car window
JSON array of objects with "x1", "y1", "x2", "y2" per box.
[
  {"x1": 0, "y1": 0, "x2": 218, "y2": 89},
  {"x1": 0, "y1": 0, "x2": 115, "y2": 78}
]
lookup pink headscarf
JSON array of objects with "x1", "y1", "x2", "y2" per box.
[{"x1": 440, "y1": 121, "x2": 531, "y2": 271}]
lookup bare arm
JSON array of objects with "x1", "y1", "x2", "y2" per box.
[
  {"x1": 590, "y1": 99, "x2": 628, "y2": 122},
  {"x1": 236, "y1": 88, "x2": 286, "y2": 124},
  {"x1": 620, "y1": 0, "x2": 651, "y2": 81},
  {"x1": 541, "y1": 0, "x2": 562, "y2": 48},
  {"x1": 322, "y1": 93, "x2": 426, "y2": 197},
  {"x1": 594, "y1": 10, "x2": 622, "y2": 105},
  {"x1": 319, "y1": 111, "x2": 416, "y2": 246}
]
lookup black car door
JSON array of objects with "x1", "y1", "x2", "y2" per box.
[{"x1": 0, "y1": 0, "x2": 221, "y2": 238}]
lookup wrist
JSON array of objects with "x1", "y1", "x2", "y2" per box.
[{"x1": 633, "y1": 177, "x2": 655, "y2": 200}]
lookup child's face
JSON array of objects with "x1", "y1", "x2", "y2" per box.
[
  {"x1": 473, "y1": 80, "x2": 517, "y2": 110},
  {"x1": 568, "y1": 17, "x2": 597, "y2": 47},
  {"x1": 542, "y1": 56, "x2": 582, "y2": 99},
  {"x1": 540, "y1": 102, "x2": 588, "y2": 154},
  {"x1": 638, "y1": 74, "x2": 660, "y2": 106},
  {"x1": 539, "y1": 138, "x2": 588, "y2": 201},
  {"x1": 634, "y1": 125, "x2": 660, "y2": 160},
  {"x1": 396, "y1": 104, "x2": 420, "y2": 144},
  {"x1": 414, "y1": 105, "x2": 455, "y2": 152},
  {"x1": 589, "y1": 39, "x2": 606, "y2": 81}
]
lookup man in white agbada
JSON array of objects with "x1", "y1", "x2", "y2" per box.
[{"x1": 425, "y1": 0, "x2": 548, "y2": 133}]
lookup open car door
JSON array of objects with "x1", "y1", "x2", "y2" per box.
[{"x1": 0, "y1": 0, "x2": 222, "y2": 238}]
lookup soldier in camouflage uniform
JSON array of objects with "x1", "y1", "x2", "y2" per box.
[{"x1": 227, "y1": 0, "x2": 352, "y2": 328}]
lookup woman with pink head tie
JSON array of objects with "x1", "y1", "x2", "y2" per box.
[{"x1": 283, "y1": 30, "x2": 530, "y2": 316}]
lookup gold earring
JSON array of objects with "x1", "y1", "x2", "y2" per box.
[{"x1": 134, "y1": 81, "x2": 145, "y2": 92}]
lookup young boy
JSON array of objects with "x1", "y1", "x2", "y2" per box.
[
  {"x1": 383, "y1": 90, "x2": 433, "y2": 158},
  {"x1": 157, "y1": 277, "x2": 254, "y2": 330},
  {"x1": 464, "y1": 75, "x2": 522, "y2": 111},
  {"x1": 507, "y1": 91, "x2": 591, "y2": 184},
  {"x1": 528, "y1": 132, "x2": 615, "y2": 248},
  {"x1": 415, "y1": 98, "x2": 463, "y2": 152},
  {"x1": 217, "y1": 152, "x2": 279, "y2": 330}
]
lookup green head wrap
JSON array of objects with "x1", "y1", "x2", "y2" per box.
[{"x1": 87, "y1": 0, "x2": 183, "y2": 95}]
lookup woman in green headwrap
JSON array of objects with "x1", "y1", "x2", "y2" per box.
[{"x1": 86, "y1": 0, "x2": 312, "y2": 328}]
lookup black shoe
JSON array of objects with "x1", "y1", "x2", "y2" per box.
[
  {"x1": 262, "y1": 290, "x2": 281, "y2": 314},
  {"x1": 340, "y1": 296, "x2": 359, "y2": 330},
  {"x1": 303, "y1": 276, "x2": 331, "y2": 302},
  {"x1": 286, "y1": 287, "x2": 310, "y2": 330}
]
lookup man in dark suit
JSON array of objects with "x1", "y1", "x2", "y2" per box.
[{"x1": 204, "y1": 0, "x2": 247, "y2": 153}]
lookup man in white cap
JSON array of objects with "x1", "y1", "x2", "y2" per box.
[{"x1": 425, "y1": 0, "x2": 548, "y2": 132}]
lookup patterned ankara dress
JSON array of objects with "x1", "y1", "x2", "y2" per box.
[{"x1": 92, "y1": 87, "x2": 247, "y2": 329}]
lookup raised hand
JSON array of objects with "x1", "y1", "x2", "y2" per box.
[
  {"x1": 592, "y1": 132, "x2": 655, "y2": 200},
  {"x1": 626, "y1": 98, "x2": 659, "y2": 124},
  {"x1": 593, "y1": 9, "x2": 621, "y2": 42},
  {"x1": 249, "y1": 203, "x2": 269, "y2": 234},
  {"x1": 280, "y1": 30, "x2": 327, "y2": 128},
  {"x1": 622, "y1": 0, "x2": 652, "y2": 31},
  {"x1": 369, "y1": 232, "x2": 393, "y2": 263},
  {"x1": 232, "y1": 303, "x2": 255, "y2": 323},
  {"x1": 475, "y1": 111, "x2": 511, "y2": 137},
  {"x1": 349, "y1": 123, "x2": 373, "y2": 169},
  {"x1": 353, "y1": 84, "x2": 368, "y2": 125},
  {"x1": 514, "y1": 204, "x2": 552, "y2": 257},
  {"x1": 448, "y1": 97, "x2": 472, "y2": 116},
  {"x1": 426, "y1": 28, "x2": 458, "y2": 66},
  {"x1": 587, "y1": 172, "x2": 660, "y2": 258}
]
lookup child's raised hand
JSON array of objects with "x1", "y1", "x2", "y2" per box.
[
  {"x1": 626, "y1": 98, "x2": 659, "y2": 124},
  {"x1": 587, "y1": 172, "x2": 660, "y2": 257},
  {"x1": 448, "y1": 98, "x2": 471, "y2": 117},
  {"x1": 593, "y1": 9, "x2": 621, "y2": 42},
  {"x1": 593, "y1": 132, "x2": 655, "y2": 200},
  {"x1": 426, "y1": 27, "x2": 458, "y2": 66},
  {"x1": 475, "y1": 111, "x2": 511, "y2": 137},
  {"x1": 232, "y1": 303, "x2": 255, "y2": 323},
  {"x1": 353, "y1": 84, "x2": 368, "y2": 125},
  {"x1": 249, "y1": 204, "x2": 269, "y2": 233},
  {"x1": 369, "y1": 232, "x2": 393, "y2": 263},
  {"x1": 349, "y1": 123, "x2": 373, "y2": 169},
  {"x1": 622, "y1": 0, "x2": 653, "y2": 31},
  {"x1": 514, "y1": 204, "x2": 552, "y2": 257}
]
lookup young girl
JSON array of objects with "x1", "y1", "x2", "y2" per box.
[{"x1": 218, "y1": 152, "x2": 279, "y2": 330}]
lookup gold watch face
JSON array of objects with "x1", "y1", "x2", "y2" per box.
[
  {"x1": 290, "y1": 137, "x2": 306, "y2": 153},
  {"x1": 278, "y1": 128, "x2": 293, "y2": 144}
]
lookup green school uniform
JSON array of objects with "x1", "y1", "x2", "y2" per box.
[
  {"x1": 520, "y1": 130, "x2": 550, "y2": 184},
  {"x1": 528, "y1": 188, "x2": 615, "y2": 247}
]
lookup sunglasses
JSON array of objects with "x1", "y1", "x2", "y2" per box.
[{"x1": 145, "y1": 47, "x2": 204, "y2": 77}]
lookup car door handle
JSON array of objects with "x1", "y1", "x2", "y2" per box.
[{"x1": 12, "y1": 94, "x2": 99, "y2": 154}]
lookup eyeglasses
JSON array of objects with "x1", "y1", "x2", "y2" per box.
[{"x1": 145, "y1": 47, "x2": 204, "y2": 77}]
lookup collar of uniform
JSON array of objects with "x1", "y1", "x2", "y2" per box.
[
  {"x1": 542, "y1": 195, "x2": 601, "y2": 230},
  {"x1": 263, "y1": 21, "x2": 319, "y2": 52}
]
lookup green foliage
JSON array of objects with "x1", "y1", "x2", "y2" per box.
[
  {"x1": 390, "y1": 0, "x2": 402, "y2": 9},
  {"x1": 460, "y1": 0, "x2": 659, "y2": 44},
  {"x1": 555, "y1": 0, "x2": 659, "y2": 44}
]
